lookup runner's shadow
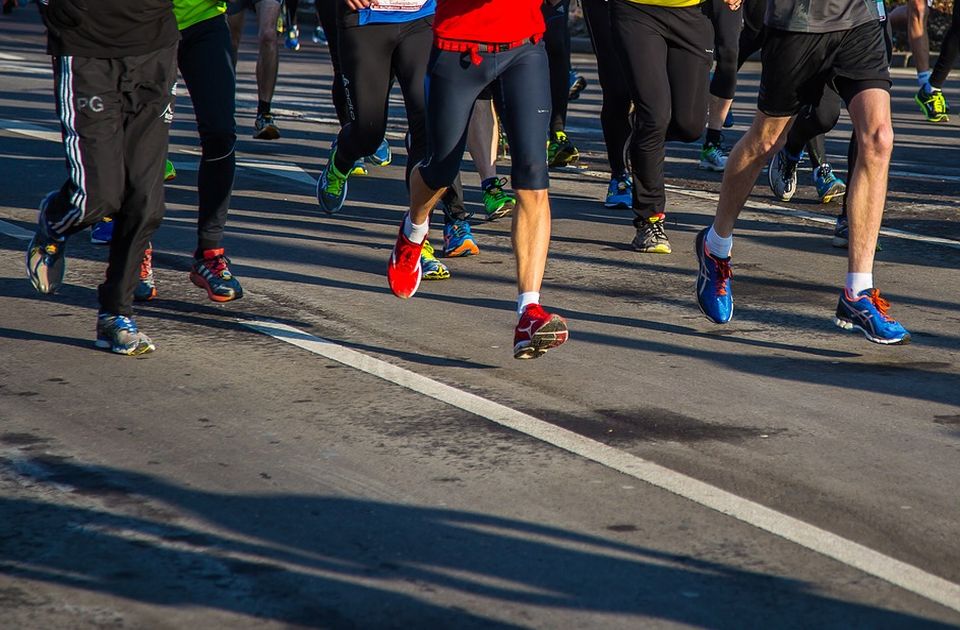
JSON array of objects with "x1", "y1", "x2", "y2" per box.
[{"x1": 0, "y1": 456, "x2": 955, "y2": 629}]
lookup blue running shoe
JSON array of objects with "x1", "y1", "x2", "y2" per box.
[
  {"x1": 96, "y1": 312, "x2": 156, "y2": 355},
  {"x1": 442, "y1": 219, "x2": 479, "y2": 257},
  {"x1": 90, "y1": 217, "x2": 114, "y2": 245},
  {"x1": 835, "y1": 288, "x2": 910, "y2": 345},
  {"x1": 284, "y1": 25, "x2": 300, "y2": 51},
  {"x1": 568, "y1": 69, "x2": 587, "y2": 100},
  {"x1": 26, "y1": 191, "x2": 67, "y2": 294},
  {"x1": 813, "y1": 163, "x2": 846, "y2": 204},
  {"x1": 605, "y1": 173, "x2": 632, "y2": 208},
  {"x1": 316, "y1": 150, "x2": 350, "y2": 214},
  {"x1": 723, "y1": 110, "x2": 735, "y2": 128},
  {"x1": 695, "y1": 228, "x2": 733, "y2": 324},
  {"x1": 365, "y1": 138, "x2": 392, "y2": 167}
]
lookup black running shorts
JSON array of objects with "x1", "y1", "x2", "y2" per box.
[{"x1": 758, "y1": 19, "x2": 890, "y2": 117}]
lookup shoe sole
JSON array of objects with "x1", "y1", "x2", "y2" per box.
[
  {"x1": 485, "y1": 205, "x2": 513, "y2": 221},
  {"x1": 819, "y1": 183, "x2": 846, "y2": 204},
  {"x1": 365, "y1": 156, "x2": 392, "y2": 167},
  {"x1": 190, "y1": 272, "x2": 243, "y2": 302},
  {"x1": 513, "y1": 316, "x2": 569, "y2": 360},
  {"x1": 133, "y1": 288, "x2": 158, "y2": 302},
  {"x1": 916, "y1": 96, "x2": 949, "y2": 122},
  {"x1": 26, "y1": 244, "x2": 64, "y2": 294},
  {"x1": 834, "y1": 317, "x2": 911, "y2": 345},
  {"x1": 698, "y1": 160, "x2": 725, "y2": 172},
  {"x1": 422, "y1": 271, "x2": 450, "y2": 280},
  {"x1": 95, "y1": 338, "x2": 156, "y2": 356},
  {"x1": 632, "y1": 241, "x2": 672, "y2": 254},
  {"x1": 443, "y1": 243, "x2": 479, "y2": 258},
  {"x1": 767, "y1": 162, "x2": 795, "y2": 202},
  {"x1": 548, "y1": 152, "x2": 579, "y2": 168},
  {"x1": 253, "y1": 127, "x2": 280, "y2": 140}
]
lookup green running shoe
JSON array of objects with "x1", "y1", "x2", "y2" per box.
[
  {"x1": 481, "y1": 177, "x2": 515, "y2": 221},
  {"x1": 916, "y1": 87, "x2": 949, "y2": 123},
  {"x1": 164, "y1": 159, "x2": 176, "y2": 182},
  {"x1": 547, "y1": 130, "x2": 579, "y2": 167},
  {"x1": 316, "y1": 150, "x2": 350, "y2": 214},
  {"x1": 420, "y1": 239, "x2": 450, "y2": 280}
]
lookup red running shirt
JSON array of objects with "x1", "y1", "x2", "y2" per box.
[{"x1": 434, "y1": 0, "x2": 545, "y2": 44}]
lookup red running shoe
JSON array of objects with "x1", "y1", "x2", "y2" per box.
[
  {"x1": 387, "y1": 220, "x2": 423, "y2": 299},
  {"x1": 513, "y1": 304, "x2": 569, "y2": 359}
]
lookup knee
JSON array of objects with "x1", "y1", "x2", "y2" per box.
[
  {"x1": 632, "y1": 111, "x2": 671, "y2": 145},
  {"x1": 668, "y1": 116, "x2": 705, "y2": 143},
  {"x1": 200, "y1": 131, "x2": 236, "y2": 161},
  {"x1": 419, "y1": 156, "x2": 460, "y2": 191},
  {"x1": 510, "y1": 159, "x2": 549, "y2": 191},
  {"x1": 258, "y1": 28, "x2": 278, "y2": 48},
  {"x1": 858, "y1": 123, "x2": 894, "y2": 161}
]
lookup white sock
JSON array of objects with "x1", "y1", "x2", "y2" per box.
[
  {"x1": 705, "y1": 225, "x2": 733, "y2": 259},
  {"x1": 846, "y1": 272, "x2": 873, "y2": 297},
  {"x1": 403, "y1": 214, "x2": 428, "y2": 244},
  {"x1": 918, "y1": 70, "x2": 932, "y2": 92},
  {"x1": 517, "y1": 292, "x2": 540, "y2": 317}
]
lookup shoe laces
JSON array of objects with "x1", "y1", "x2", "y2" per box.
[
  {"x1": 484, "y1": 177, "x2": 509, "y2": 196},
  {"x1": 864, "y1": 289, "x2": 894, "y2": 322},
  {"x1": 100, "y1": 313, "x2": 137, "y2": 333},
  {"x1": 645, "y1": 213, "x2": 668, "y2": 238},
  {"x1": 199, "y1": 250, "x2": 231, "y2": 278},
  {"x1": 324, "y1": 164, "x2": 346, "y2": 195},
  {"x1": 421, "y1": 239, "x2": 438, "y2": 261},
  {"x1": 554, "y1": 131, "x2": 568, "y2": 144},
  {"x1": 816, "y1": 164, "x2": 834, "y2": 183},
  {"x1": 713, "y1": 257, "x2": 733, "y2": 296},
  {"x1": 932, "y1": 91, "x2": 948, "y2": 114},
  {"x1": 139, "y1": 249, "x2": 153, "y2": 280},
  {"x1": 779, "y1": 153, "x2": 798, "y2": 179},
  {"x1": 448, "y1": 220, "x2": 471, "y2": 240}
]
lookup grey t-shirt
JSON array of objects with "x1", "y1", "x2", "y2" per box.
[{"x1": 765, "y1": 0, "x2": 880, "y2": 33}]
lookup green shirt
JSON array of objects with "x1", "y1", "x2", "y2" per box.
[{"x1": 174, "y1": 0, "x2": 226, "y2": 30}]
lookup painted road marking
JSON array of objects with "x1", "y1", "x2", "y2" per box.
[
  {"x1": 244, "y1": 319, "x2": 960, "y2": 614},
  {"x1": 0, "y1": 219, "x2": 32, "y2": 240}
]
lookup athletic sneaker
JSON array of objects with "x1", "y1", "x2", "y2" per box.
[
  {"x1": 723, "y1": 110, "x2": 735, "y2": 128},
  {"x1": 134, "y1": 247, "x2": 157, "y2": 302},
  {"x1": 695, "y1": 227, "x2": 733, "y2": 324},
  {"x1": 253, "y1": 113, "x2": 280, "y2": 140},
  {"x1": 312, "y1": 26, "x2": 327, "y2": 45},
  {"x1": 834, "y1": 288, "x2": 910, "y2": 345},
  {"x1": 365, "y1": 138, "x2": 392, "y2": 167},
  {"x1": 568, "y1": 69, "x2": 587, "y2": 101},
  {"x1": 832, "y1": 215, "x2": 849, "y2": 248},
  {"x1": 481, "y1": 177, "x2": 515, "y2": 221},
  {"x1": 349, "y1": 159, "x2": 368, "y2": 176},
  {"x1": 699, "y1": 142, "x2": 727, "y2": 172},
  {"x1": 547, "y1": 130, "x2": 579, "y2": 167},
  {"x1": 95, "y1": 313, "x2": 155, "y2": 356},
  {"x1": 916, "y1": 87, "x2": 949, "y2": 123},
  {"x1": 513, "y1": 303, "x2": 569, "y2": 360},
  {"x1": 814, "y1": 163, "x2": 846, "y2": 203},
  {"x1": 443, "y1": 219, "x2": 479, "y2": 257},
  {"x1": 284, "y1": 25, "x2": 300, "y2": 51},
  {"x1": 387, "y1": 219, "x2": 424, "y2": 299},
  {"x1": 164, "y1": 159, "x2": 177, "y2": 182},
  {"x1": 26, "y1": 191, "x2": 66, "y2": 294},
  {"x1": 605, "y1": 173, "x2": 632, "y2": 208},
  {"x1": 420, "y1": 240, "x2": 450, "y2": 280},
  {"x1": 317, "y1": 150, "x2": 350, "y2": 214},
  {"x1": 190, "y1": 248, "x2": 243, "y2": 302},
  {"x1": 90, "y1": 217, "x2": 114, "y2": 245},
  {"x1": 631, "y1": 213, "x2": 672, "y2": 254},
  {"x1": 768, "y1": 149, "x2": 799, "y2": 201}
]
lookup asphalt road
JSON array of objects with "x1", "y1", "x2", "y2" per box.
[{"x1": 0, "y1": 9, "x2": 959, "y2": 629}]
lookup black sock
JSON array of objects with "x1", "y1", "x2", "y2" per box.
[
  {"x1": 705, "y1": 128, "x2": 723, "y2": 147},
  {"x1": 257, "y1": 100, "x2": 271, "y2": 116}
]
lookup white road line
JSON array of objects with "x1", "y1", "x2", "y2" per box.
[
  {"x1": 243, "y1": 319, "x2": 960, "y2": 614},
  {"x1": 0, "y1": 53, "x2": 25, "y2": 61},
  {"x1": 0, "y1": 219, "x2": 33, "y2": 241},
  {"x1": 0, "y1": 119, "x2": 61, "y2": 143}
]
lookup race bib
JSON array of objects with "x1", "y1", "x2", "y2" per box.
[{"x1": 371, "y1": 0, "x2": 428, "y2": 11}]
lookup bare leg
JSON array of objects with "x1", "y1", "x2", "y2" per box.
[
  {"x1": 713, "y1": 111, "x2": 794, "y2": 236},
  {"x1": 408, "y1": 168, "x2": 446, "y2": 227},
  {"x1": 255, "y1": 0, "x2": 281, "y2": 106},
  {"x1": 466, "y1": 100, "x2": 498, "y2": 181},
  {"x1": 227, "y1": 10, "x2": 244, "y2": 67},
  {"x1": 908, "y1": 0, "x2": 930, "y2": 74},
  {"x1": 706, "y1": 95, "x2": 734, "y2": 132},
  {"x1": 844, "y1": 89, "x2": 893, "y2": 274},
  {"x1": 512, "y1": 189, "x2": 551, "y2": 293}
]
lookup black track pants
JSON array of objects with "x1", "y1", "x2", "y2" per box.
[
  {"x1": 178, "y1": 15, "x2": 237, "y2": 253},
  {"x1": 332, "y1": 17, "x2": 432, "y2": 184},
  {"x1": 582, "y1": 0, "x2": 632, "y2": 175},
  {"x1": 45, "y1": 44, "x2": 177, "y2": 315},
  {"x1": 611, "y1": 0, "x2": 713, "y2": 215},
  {"x1": 706, "y1": 0, "x2": 742, "y2": 100},
  {"x1": 543, "y1": 0, "x2": 572, "y2": 134}
]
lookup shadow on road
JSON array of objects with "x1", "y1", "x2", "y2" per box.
[{"x1": 0, "y1": 455, "x2": 954, "y2": 628}]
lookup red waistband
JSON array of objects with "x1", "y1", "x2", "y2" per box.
[{"x1": 433, "y1": 34, "x2": 542, "y2": 65}]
